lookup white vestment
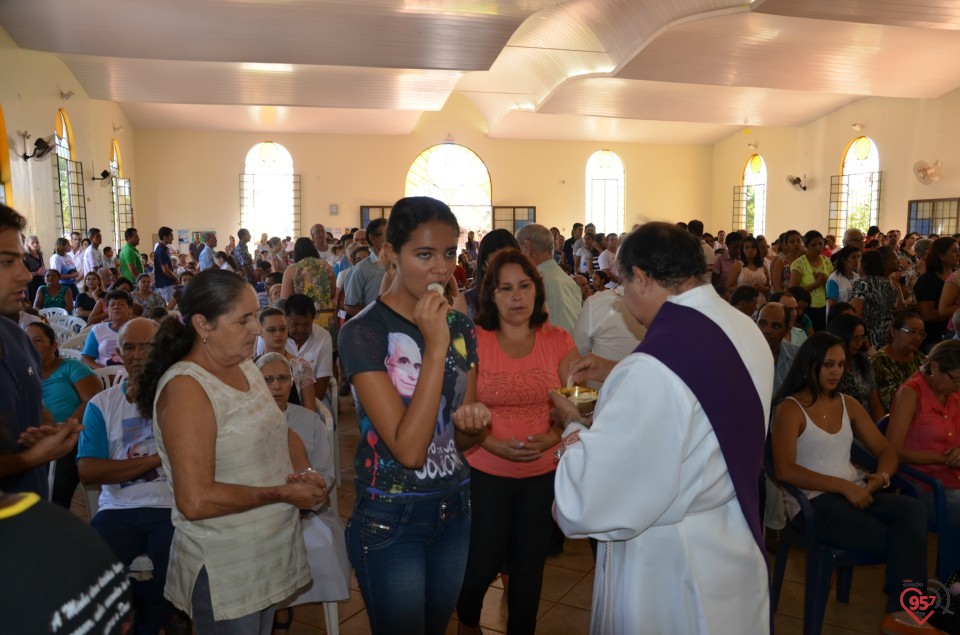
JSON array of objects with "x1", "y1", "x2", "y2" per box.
[{"x1": 555, "y1": 285, "x2": 773, "y2": 634}]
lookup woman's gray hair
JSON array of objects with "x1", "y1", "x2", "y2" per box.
[
  {"x1": 914, "y1": 238, "x2": 933, "y2": 262},
  {"x1": 255, "y1": 352, "x2": 290, "y2": 372}
]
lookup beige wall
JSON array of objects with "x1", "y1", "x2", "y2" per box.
[
  {"x1": 711, "y1": 88, "x2": 960, "y2": 240},
  {"x1": 132, "y1": 93, "x2": 713, "y2": 245},
  {"x1": 0, "y1": 27, "x2": 134, "y2": 245}
]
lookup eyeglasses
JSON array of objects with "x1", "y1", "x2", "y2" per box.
[
  {"x1": 262, "y1": 374, "x2": 291, "y2": 385},
  {"x1": 898, "y1": 327, "x2": 926, "y2": 337}
]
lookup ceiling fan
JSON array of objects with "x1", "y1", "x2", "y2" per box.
[
  {"x1": 914, "y1": 160, "x2": 941, "y2": 184},
  {"x1": 785, "y1": 174, "x2": 807, "y2": 191}
]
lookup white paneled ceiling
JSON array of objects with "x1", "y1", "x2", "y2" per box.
[{"x1": 2, "y1": 0, "x2": 960, "y2": 144}]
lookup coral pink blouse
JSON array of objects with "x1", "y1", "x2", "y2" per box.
[
  {"x1": 466, "y1": 323, "x2": 575, "y2": 478},
  {"x1": 894, "y1": 371, "x2": 960, "y2": 488}
]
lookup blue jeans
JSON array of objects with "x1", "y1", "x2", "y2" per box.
[
  {"x1": 90, "y1": 507, "x2": 176, "y2": 635},
  {"x1": 808, "y1": 491, "x2": 928, "y2": 613},
  {"x1": 346, "y1": 488, "x2": 471, "y2": 635}
]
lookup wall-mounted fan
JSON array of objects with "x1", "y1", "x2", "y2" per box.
[
  {"x1": 914, "y1": 160, "x2": 941, "y2": 184},
  {"x1": 785, "y1": 174, "x2": 807, "y2": 191},
  {"x1": 91, "y1": 167, "x2": 118, "y2": 188},
  {"x1": 18, "y1": 131, "x2": 55, "y2": 161}
]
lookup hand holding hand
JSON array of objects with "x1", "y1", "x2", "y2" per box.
[
  {"x1": 452, "y1": 402, "x2": 491, "y2": 435},
  {"x1": 483, "y1": 435, "x2": 543, "y2": 463},
  {"x1": 282, "y1": 480, "x2": 328, "y2": 510},
  {"x1": 568, "y1": 354, "x2": 616, "y2": 386},
  {"x1": 842, "y1": 481, "x2": 873, "y2": 509},
  {"x1": 862, "y1": 473, "x2": 885, "y2": 494}
]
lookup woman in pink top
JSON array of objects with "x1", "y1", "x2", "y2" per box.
[
  {"x1": 457, "y1": 249, "x2": 578, "y2": 635},
  {"x1": 886, "y1": 340, "x2": 960, "y2": 528}
]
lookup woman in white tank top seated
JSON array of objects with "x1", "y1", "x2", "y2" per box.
[{"x1": 770, "y1": 332, "x2": 937, "y2": 635}]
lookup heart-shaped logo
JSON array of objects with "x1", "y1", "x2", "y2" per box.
[{"x1": 899, "y1": 587, "x2": 938, "y2": 625}]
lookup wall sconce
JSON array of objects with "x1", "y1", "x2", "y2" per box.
[
  {"x1": 18, "y1": 131, "x2": 54, "y2": 161},
  {"x1": 60, "y1": 90, "x2": 75, "y2": 100},
  {"x1": 851, "y1": 123, "x2": 863, "y2": 132},
  {"x1": 746, "y1": 142, "x2": 758, "y2": 151}
]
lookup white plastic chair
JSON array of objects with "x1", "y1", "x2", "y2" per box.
[
  {"x1": 59, "y1": 348, "x2": 82, "y2": 360},
  {"x1": 319, "y1": 382, "x2": 340, "y2": 488},
  {"x1": 39, "y1": 307, "x2": 68, "y2": 318},
  {"x1": 61, "y1": 332, "x2": 88, "y2": 351},
  {"x1": 94, "y1": 366, "x2": 127, "y2": 391},
  {"x1": 49, "y1": 314, "x2": 88, "y2": 334},
  {"x1": 50, "y1": 323, "x2": 74, "y2": 344}
]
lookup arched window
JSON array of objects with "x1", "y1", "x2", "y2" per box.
[
  {"x1": 733, "y1": 154, "x2": 767, "y2": 236},
  {"x1": 240, "y1": 141, "x2": 300, "y2": 240},
  {"x1": 109, "y1": 139, "x2": 134, "y2": 248},
  {"x1": 585, "y1": 150, "x2": 625, "y2": 235},
  {"x1": 405, "y1": 143, "x2": 492, "y2": 241},
  {"x1": 830, "y1": 136, "x2": 880, "y2": 236},
  {"x1": 54, "y1": 109, "x2": 86, "y2": 237}
]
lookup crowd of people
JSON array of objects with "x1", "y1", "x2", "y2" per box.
[{"x1": 1, "y1": 197, "x2": 959, "y2": 635}]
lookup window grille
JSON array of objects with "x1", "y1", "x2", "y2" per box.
[
  {"x1": 493, "y1": 206, "x2": 536, "y2": 234},
  {"x1": 53, "y1": 155, "x2": 87, "y2": 237},
  {"x1": 829, "y1": 171, "x2": 881, "y2": 237},
  {"x1": 111, "y1": 178, "x2": 134, "y2": 246},
  {"x1": 239, "y1": 173, "x2": 301, "y2": 239},
  {"x1": 360, "y1": 206, "x2": 391, "y2": 227},
  {"x1": 907, "y1": 198, "x2": 959, "y2": 236},
  {"x1": 732, "y1": 184, "x2": 766, "y2": 236}
]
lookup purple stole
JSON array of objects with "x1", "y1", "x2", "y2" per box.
[{"x1": 635, "y1": 301, "x2": 767, "y2": 557}]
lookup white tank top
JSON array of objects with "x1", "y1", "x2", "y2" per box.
[
  {"x1": 783, "y1": 395, "x2": 860, "y2": 518},
  {"x1": 154, "y1": 359, "x2": 310, "y2": 620}
]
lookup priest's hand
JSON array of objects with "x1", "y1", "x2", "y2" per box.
[{"x1": 568, "y1": 354, "x2": 616, "y2": 385}]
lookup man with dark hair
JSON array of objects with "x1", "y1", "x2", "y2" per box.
[
  {"x1": 198, "y1": 233, "x2": 217, "y2": 271},
  {"x1": 119, "y1": 227, "x2": 144, "y2": 283},
  {"x1": 550, "y1": 222, "x2": 772, "y2": 633},
  {"x1": 712, "y1": 231, "x2": 742, "y2": 287},
  {"x1": 233, "y1": 228, "x2": 256, "y2": 283},
  {"x1": 688, "y1": 219, "x2": 715, "y2": 282},
  {"x1": 153, "y1": 226, "x2": 179, "y2": 302},
  {"x1": 80, "y1": 227, "x2": 105, "y2": 277},
  {"x1": 344, "y1": 217, "x2": 388, "y2": 317},
  {"x1": 730, "y1": 285, "x2": 761, "y2": 316},
  {"x1": 563, "y1": 222, "x2": 583, "y2": 272},
  {"x1": 0, "y1": 203, "x2": 83, "y2": 498}
]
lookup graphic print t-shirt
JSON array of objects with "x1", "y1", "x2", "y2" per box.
[{"x1": 339, "y1": 300, "x2": 478, "y2": 501}]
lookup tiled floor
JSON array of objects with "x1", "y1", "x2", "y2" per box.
[{"x1": 71, "y1": 397, "x2": 941, "y2": 635}]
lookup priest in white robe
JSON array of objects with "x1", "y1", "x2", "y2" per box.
[{"x1": 551, "y1": 222, "x2": 773, "y2": 635}]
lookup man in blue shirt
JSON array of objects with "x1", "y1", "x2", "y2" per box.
[
  {"x1": 0, "y1": 203, "x2": 82, "y2": 497},
  {"x1": 153, "y1": 226, "x2": 180, "y2": 302},
  {"x1": 198, "y1": 233, "x2": 217, "y2": 271}
]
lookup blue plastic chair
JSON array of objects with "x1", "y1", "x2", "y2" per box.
[
  {"x1": 766, "y1": 440, "x2": 885, "y2": 635},
  {"x1": 877, "y1": 414, "x2": 960, "y2": 580}
]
